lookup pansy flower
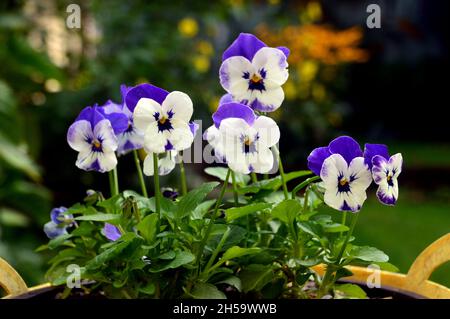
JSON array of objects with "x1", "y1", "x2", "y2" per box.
[
  {"x1": 216, "y1": 102, "x2": 280, "y2": 174},
  {"x1": 43, "y1": 207, "x2": 73, "y2": 239},
  {"x1": 67, "y1": 106, "x2": 126, "y2": 172},
  {"x1": 307, "y1": 136, "x2": 372, "y2": 212},
  {"x1": 142, "y1": 120, "x2": 200, "y2": 177},
  {"x1": 204, "y1": 102, "x2": 256, "y2": 162},
  {"x1": 103, "y1": 223, "x2": 121, "y2": 241},
  {"x1": 219, "y1": 33, "x2": 289, "y2": 112},
  {"x1": 101, "y1": 85, "x2": 145, "y2": 155},
  {"x1": 364, "y1": 144, "x2": 403, "y2": 206},
  {"x1": 128, "y1": 83, "x2": 194, "y2": 154}
]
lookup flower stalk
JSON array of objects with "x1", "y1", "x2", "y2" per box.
[
  {"x1": 179, "y1": 153, "x2": 188, "y2": 196},
  {"x1": 153, "y1": 153, "x2": 161, "y2": 218},
  {"x1": 133, "y1": 150, "x2": 148, "y2": 197}
]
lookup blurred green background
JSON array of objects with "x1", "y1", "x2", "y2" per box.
[{"x1": 0, "y1": 0, "x2": 448, "y2": 289}]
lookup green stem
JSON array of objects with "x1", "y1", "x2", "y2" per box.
[
  {"x1": 319, "y1": 213, "x2": 359, "y2": 297},
  {"x1": 231, "y1": 171, "x2": 239, "y2": 205},
  {"x1": 108, "y1": 171, "x2": 115, "y2": 197},
  {"x1": 179, "y1": 152, "x2": 188, "y2": 196},
  {"x1": 340, "y1": 212, "x2": 347, "y2": 237},
  {"x1": 133, "y1": 150, "x2": 148, "y2": 197},
  {"x1": 113, "y1": 167, "x2": 119, "y2": 195},
  {"x1": 274, "y1": 145, "x2": 289, "y2": 200},
  {"x1": 201, "y1": 227, "x2": 231, "y2": 279},
  {"x1": 291, "y1": 176, "x2": 321, "y2": 199},
  {"x1": 195, "y1": 169, "x2": 231, "y2": 269},
  {"x1": 251, "y1": 172, "x2": 258, "y2": 183},
  {"x1": 153, "y1": 153, "x2": 161, "y2": 218}
]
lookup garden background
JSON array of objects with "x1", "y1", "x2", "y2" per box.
[{"x1": 0, "y1": 0, "x2": 449, "y2": 288}]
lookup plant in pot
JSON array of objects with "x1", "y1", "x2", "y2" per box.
[{"x1": 2, "y1": 33, "x2": 447, "y2": 300}]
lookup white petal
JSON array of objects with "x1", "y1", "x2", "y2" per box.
[
  {"x1": 97, "y1": 151, "x2": 118, "y2": 172},
  {"x1": 320, "y1": 154, "x2": 348, "y2": 187},
  {"x1": 348, "y1": 157, "x2": 372, "y2": 192},
  {"x1": 143, "y1": 154, "x2": 154, "y2": 176},
  {"x1": 93, "y1": 119, "x2": 118, "y2": 152},
  {"x1": 168, "y1": 119, "x2": 194, "y2": 151},
  {"x1": 143, "y1": 122, "x2": 167, "y2": 154},
  {"x1": 228, "y1": 153, "x2": 251, "y2": 175},
  {"x1": 204, "y1": 125, "x2": 226, "y2": 161},
  {"x1": 250, "y1": 148, "x2": 274, "y2": 174},
  {"x1": 219, "y1": 56, "x2": 254, "y2": 96},
  {"x1": 219, "y1": 118, "x2": 249, "y2": 139},
  {"x1": 253, "y1": 116, "x2": 280, "y2": 148},
  {"x1": 67, "y1": 120, "x2": 92, "y2": 152},
  {"x1": 324, "y1": 190, "x2": 345, "y2": 212},
  {"x1": 159, "y1": 152, "x2": 176, "y2": 176},
  {"x1": 133, "y1": 98, "x2": 162, "y2": 132},
  {"x1": 389, "y1": 153, "x2": 403, "y2": 178},
  {"x1": 251, "y1": 86, "x2": 285, "y2": 112},
  {"x1": 161, "y1": 91, "x2": 193, "y2": 123},
  {"x1": 252, "y1": 47, "x2": 289, "y2": 87}
]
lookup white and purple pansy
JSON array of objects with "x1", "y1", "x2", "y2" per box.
[
  {"x1": 43, "y1": 207, "x2": 74, "y2": 239},
  {"x1": 364, "y1": 144, "x2": 403, "y2": 206},
  {"x1": 219, "y1": 33, "x2": 290, "y2": 112},
  {"x1": 101, "y1": 85, "x2": 145, "y2": 155},
  {"x1": 307, "y1": 136, "x2": 372, "y2": 213},
  {"x1": 216, "y1": 102, "x2": 280, "y2": 174},
  {"x1": 103, "y1": 223, "x2": 121, "y2": 241},
  {"x1": 142, "y1": 120, "x2": 199, "y2": 177},
  {"x1": 67, "y1": 106, "x2": 124, "y2": 173},
  {"x1": 203, "y1": 102, "x2": 256, "y2": 163},
  {"x1": 129, "y1": 83, "x2": 194, "y2": 154}
]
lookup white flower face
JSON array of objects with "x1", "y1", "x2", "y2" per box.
[
  {"x1": 320, "y1": 154, "x2": 372, "y2": 213},
  {"x1": 219, "y1": 116, "x2": 280, "y2": 174},
  {"x1": 220, "y1": 47, "x2": 289, "y2": 112},
  {"x1": 133, "y1": 91, "x2": 194, "y2": 154},
  {"x1": 372, "y1": 153, "x2": 403, "y2": 206},
  {"x1": 67, "y1": 119, "x2": 118, "y2": 173}
]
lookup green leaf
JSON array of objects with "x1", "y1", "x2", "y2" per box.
[
  {"x1": 334, "y1": 283, "x2": 367, "y2": 299},
  {"x1": 237, "y1": 170, "x2": 311, "y2": 194},
  {"x1": 239, "y1": 264, "x2": 274, "y2": 293},
  {"x1": 176, "y1": 182, "x2": 219, "y2": 219},
  {"x1": 192, "y1": 199, "x2": 216, "y2": 220},
  {"x1": 148, "y1": 197, "x2": 177, "y2": 219},
  {"x1": 349, "y1": 246, "x2": 389, "y2": 263},
  {"x1": 85, "y1": 233, "x2": 137, "y2": 270},
  {"x1": 75, "y1": 213, "x2": 119, "y2": 222},
  {"x1": 0, "y1": 207, "x2": 30, "y2": 227},
  {"x1": 225, "y1": 203, "x2": 272, "y2": 222},
  {"x1": 205, "y1": 167, "x2": 249, "y2": 185},
  {"x1": 297, "y1": 221, "x2": 322, "y2": 238},
  {"x1": 271, "y1": 199, "x2": 301, "y2": 224},
  {"x1": 216, "y1": 276, "x2": 242, "y2": 292},
  {"x1": 0, "y1": 133, "x2": 41, "y2": 180},
  {"x1": 139, "y1": 283, "x2": 155, "y2": 295},
  {"x1": 222, "y1": 246, "x2": 261, "y2": 262},
  {"x1": 150, "y1": 251, "x2": 195, "y2": 272},
  {"x1": 48, "y1": 234, "x2": 72, "y2": 250},
  {"x1": 136, "y1": 213, "x2": 158, "y2": 243},
  {"x1": 191, "y1": 282, "x2": 226, "y2": 299}
]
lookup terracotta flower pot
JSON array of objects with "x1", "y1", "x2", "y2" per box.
[{"x1": 2, "y1": 234, "x2": 449, "y2": 299}]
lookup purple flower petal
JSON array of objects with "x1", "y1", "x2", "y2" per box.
[
  {"x1": 44, "y1": 221, "x2": 67, "y2": 239},
  {"x1": 307, "y1": 146, "x2": 331, "y2": 176},
  {"x1": 212, "y1": 102, "x2": 256, "y2": 128},
  {"x1": 328, "y1": 136, "x2": 363, "y2": 165},
  {"x1": 219, "y1": 93, "x2": 234, "y2": 105},
  {"x1": 277, "y1": 46, "x2": 290, "y2": 58},
  {"x1": 97, "y1": 104, "x2": 129, "y2": 135},
  {"x1": 76, "y1": 106, "x2": 106, "y2": 129},
  {"x1": 364, "y1": 143, "x2": 390, "y2": 169},
  {"x1": 125, "y1": 83, "x2": 169, "y2": 112},
  {"x1": 222, "y1": 33, "x2": 266, "y2": 61},
  {"x1": 120, "y1": 84, "x2": 131, "y2": 106},
  {"x1": 50, "y1": 206, "x2": 69, "y2": 224},
  {"x1": 189, "y1": 121, "x2": 199, "y2": 137},
  {"x1": 103, "y1": 223, "x2": 121, "y2": 241}
]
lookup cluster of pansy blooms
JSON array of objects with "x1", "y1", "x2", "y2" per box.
[{"x1": 44, "y1": 33, "x2": 403, "y2": 241}]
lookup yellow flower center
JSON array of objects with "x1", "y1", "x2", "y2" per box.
[
  {"x1": 159, "y1": 116, "x2": 168, "y2": 124},
  {"x1": 339, "y1": 178, "x2": 348, "y2": 186},
  {"x1": 93, "y1": 140, "x2": 101, "y2": 148},
  {"x1": 251, "y1": 74, "x2": 262, "y2": 83},
  {"x1": 244, "y1": 136, "x2": 251, "y2": 145}
]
